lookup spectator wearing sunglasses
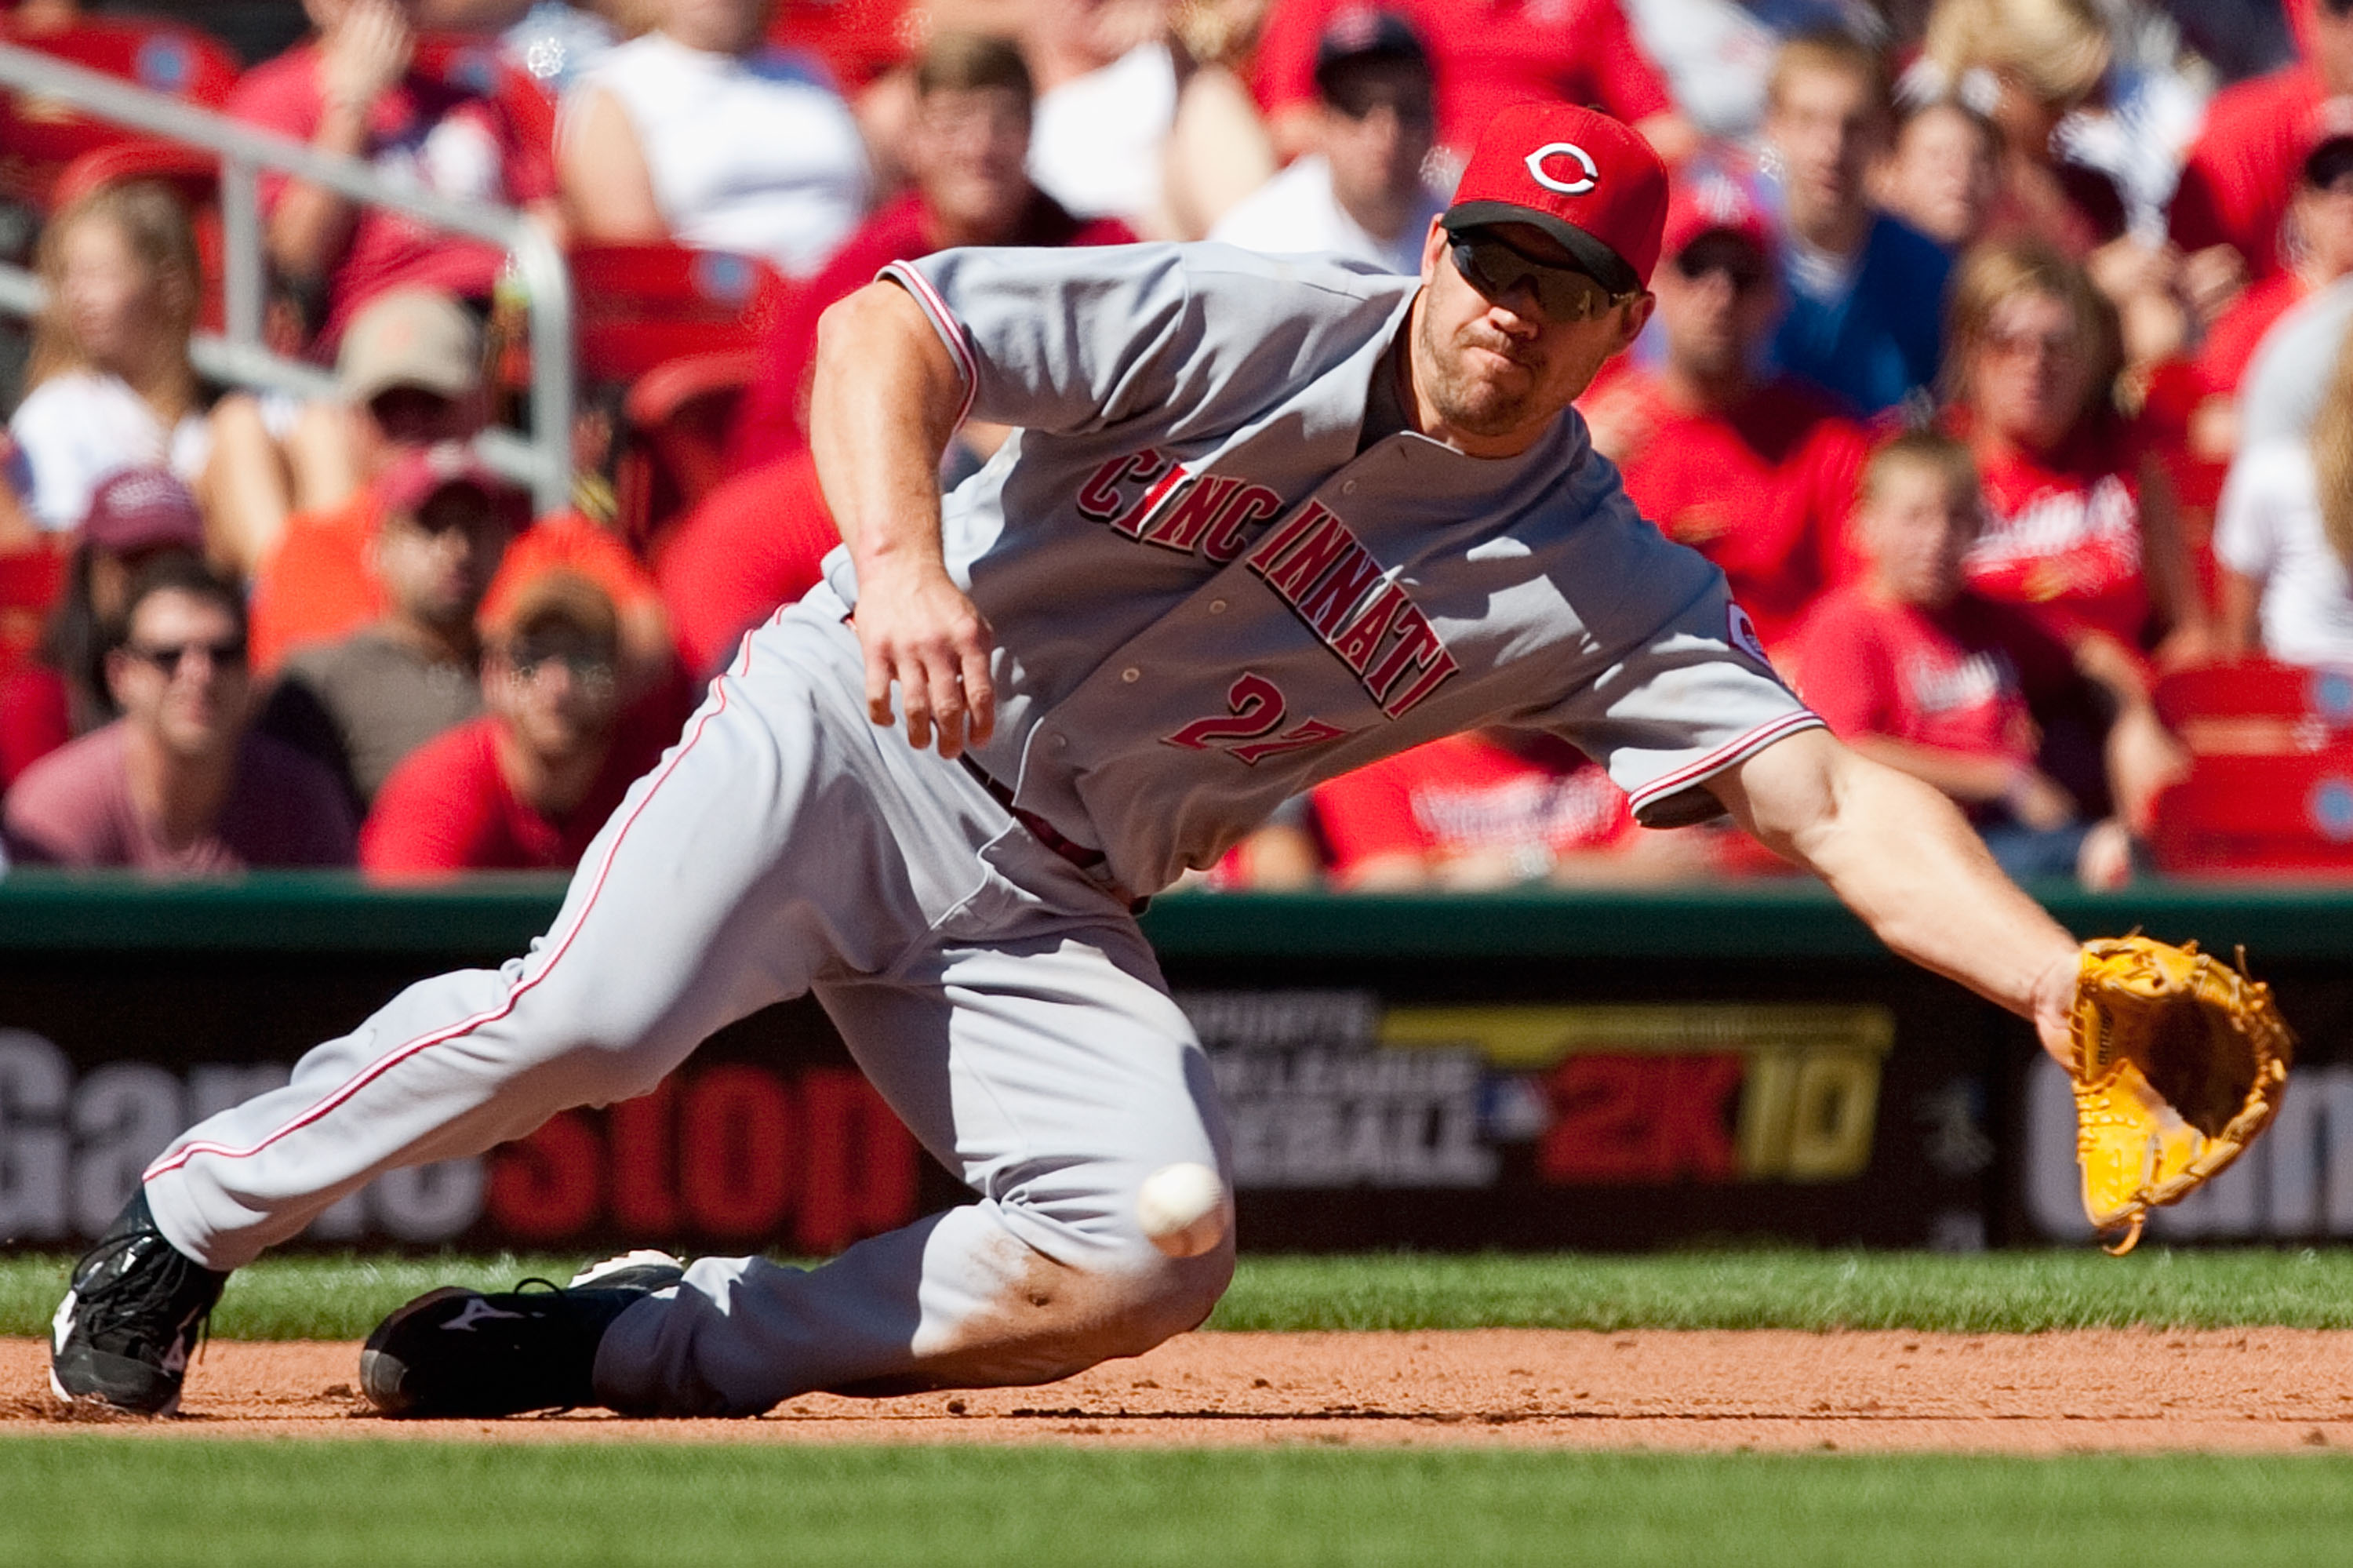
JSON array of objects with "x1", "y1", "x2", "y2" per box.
[
  {"x1": 1760, "y1": 30, "x2": 1952, "y2": 417},
  {"x1": 361, "y1": 571, "x2": 682, "y2": 874},
  {"x1": 1581, "y1": 164, "x2": 1867, "y2": 649},
  {"x1": 1213, "y1": 10, "x2": 1446, "y2": 278},
  {"x1": 3, "y1": 555, "x2": 357, "y2": 871}
]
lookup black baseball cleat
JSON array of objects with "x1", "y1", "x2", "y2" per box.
[
  {"x1": 49, "y1": 1189, "x2": 229, "y2": 1416},
  {"x1": 359, "y1": 1250, "x2": 685, "y2": 1418}
]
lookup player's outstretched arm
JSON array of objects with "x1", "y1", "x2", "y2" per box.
[
  {"x1": 809, "y1": 280, "x2": 997, "y2": 759},
  {"x1": 1707, "y1": 729, "x2": 2080, "y2": 1067}
]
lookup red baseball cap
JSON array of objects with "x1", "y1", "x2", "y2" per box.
[
  {"x1": 82, "y1": 467, "x2": 205, "y2": 555},
  {"x1": 376, "y1": 442, "x2": 523, "y2": 522},
  {"x1": 1442, "y1": 102, "x2": 1670, "y2": 293},
  {"x1": 1660, "y1": 163, "x2": 1777, "y2": 263}
]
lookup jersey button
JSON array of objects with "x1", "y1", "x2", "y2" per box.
[
  {"x1": 1121, "y1": 667, "x2": 1140, "y2": 683},
  {"x1": 1209, "y1": 598, "x2": 1227, "y2": 613},
  {"x1": 1342, "y1": 480, "x2": 1358, "y2": 495}
]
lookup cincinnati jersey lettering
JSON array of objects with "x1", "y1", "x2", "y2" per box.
[{"x1": 1246, "y1": 501, "x2": 1459, "y2": 717}]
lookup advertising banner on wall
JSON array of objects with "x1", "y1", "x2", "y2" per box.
[
  {"x1": 0, "y1": 940, "x2": 2010, "y2": 1252},
  {"x1": 27, "y1": 879, "x2": 2350, "y2": 1254}
]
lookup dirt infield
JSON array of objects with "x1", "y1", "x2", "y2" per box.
[{"x1": 8, "y1": 1330, "x2": 2353, "y2": 1451}]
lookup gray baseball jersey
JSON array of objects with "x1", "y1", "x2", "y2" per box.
[
  {"x1": 861, "y1": 242, "x2": 1820, "y2": 894},
  {"x1": 135, "y1": 240, "x2": 1821, "y2": 1417}
]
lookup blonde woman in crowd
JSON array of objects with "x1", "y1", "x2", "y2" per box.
[
  {"x1": 6, "y1": 182, "x2": 307, "y2": 577},
  {"x1": 1940, "y1": 237, "x2": 2207, "y2": 674},
  {"x1": 2214, "y1": 324, "x2": 2353, "y2": 668}
]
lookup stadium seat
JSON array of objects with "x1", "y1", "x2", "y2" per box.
[
  {"x1": 2152, "y1": 659, "x2": 2353, "y2": 756},
  {"x1": 0, "y1": 14, "x2": 239, "y2": 209},
  {"x1": 2148, "y1": 748, "x2": 2353, "y2": 877},
  {"x1": 566, "y1": 243, "x2": 791, "y2": 387},
  {"x1": 410, "y1": 35, "x2": 557, "y2": 165}
]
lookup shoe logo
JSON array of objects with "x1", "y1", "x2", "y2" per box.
[
  {"x1": 51, "y1": 1290, "x2": 78, "y2": 1356},
  {"x1": 440, "y1": 1298, "x2": 527, "y2": 1333}
]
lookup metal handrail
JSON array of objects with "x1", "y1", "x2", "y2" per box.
[{"x1": 0, "y1": 40, "x2": 575, "y2": 513}]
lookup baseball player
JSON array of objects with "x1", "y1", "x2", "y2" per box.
[{"x1": 51, "y1": 101, "x2": 2086, "y2": 1420}]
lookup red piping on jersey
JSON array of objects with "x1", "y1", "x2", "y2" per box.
[
  {"x1": 886, "y1": 263, "x2": 978, "y2": 431},
  {"x1": 1627, "y1": 710, "x2": 1824, "y2": 813},
  {"x1": 143, "y1": 638, "x2": 759, "y2": 1185}
]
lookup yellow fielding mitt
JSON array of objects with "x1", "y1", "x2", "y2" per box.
[{"x1": 2071, "y1": 937, "x2": 2293, "y2": 1255}]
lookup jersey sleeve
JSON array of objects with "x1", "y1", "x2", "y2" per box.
[
  {"x1": 1527, "y1": 516, "x2": 1824, "y2": 828},
  {"x1": 881, "y1": 244, "x2": 1403, "y2": 442}
]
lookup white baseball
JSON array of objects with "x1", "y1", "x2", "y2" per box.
[{"x1": 1136, "y1": 1162, "x2": 1228, "y2": 1258}]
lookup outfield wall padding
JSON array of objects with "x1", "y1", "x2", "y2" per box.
[{"x1": 0, "y1": 870, "x2": 2347, "y2": 1253}]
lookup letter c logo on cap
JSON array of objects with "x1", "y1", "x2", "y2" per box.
[{"x1": 1526, "y1": 141, "x2": 1600, "y2": 196}]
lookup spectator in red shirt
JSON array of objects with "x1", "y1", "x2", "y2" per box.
[
  {"x1": 727, "y1": 31, "x2": 1136, "y2": 472},
  {"x1": 2180, "y1": 122, "x2": 2353, "y2": 467},
  {"x1": 228, "y1": 0, "x2": 563, "y2": 351},
  {"x1": 1940, "y1": 236, "x2": 2209, "y2": 666},
  {"x1": 1789, "y1": 432, "x2": 2176, "y2": 889},
  {"x1": 3, "y1": 555, "x2": 357, "y2": 871},
  {"x1": 362, "y1": 570, "x2": 679, "y2": 873},
  {"x1": 2169, "y1": 0, "x2": 2353, "y2": 290},
  {"x1": 1581, "y1": 162, "x2": 1867, "y2": 651},
  {"x1": 1250, "y1": 0, "x2": 1696, "y2": 174},
  {"x1": 1311, "y1": 729, "x2": 1711, "y2": 890}
]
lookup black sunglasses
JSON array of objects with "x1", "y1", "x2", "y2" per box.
[
  {"x1": 1447, "y1": 233, "x2": 1629, "y2": 324},
  {"x1": 1671, "y1": 246, "x2": 1770, "y2": 293},
  {"x1": 125, "y1": 637, "x2": 247, "y2": 676}
]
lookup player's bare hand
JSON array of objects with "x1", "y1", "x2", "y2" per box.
[
  {"x1": 855, "y1": 563, "x2": 996, "y2": 759},
  {"x1": 2031, "y1": 943, "x2": 2080, "y2": 1068}
]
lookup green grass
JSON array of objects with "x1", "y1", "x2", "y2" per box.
[
  {"x1": 10, "y1": 1248, "x2": 2353, "y2": 1340},
  {"x1": 3, "y1": 1442, "x2": 2351, "y2": 1567}
]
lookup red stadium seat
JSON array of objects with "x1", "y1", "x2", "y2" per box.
[
  {"x1": 410, "y1": 34, "x2": 556, "y2": 166},
  {"x1": 2148, "y1": 749, "x2": 2353, "y2": 877},
  {"x1": 0, "y1": 15, "x2": 239, "y2": 209},
  {"x1": 2153, "y1": 659, "x2": 2353, "y2": 756},
  {"x1": 566, "y1": 243, "x2": 792, "y2": 386}
]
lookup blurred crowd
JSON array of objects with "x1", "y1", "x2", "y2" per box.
[{"x1": 0, "y1": 0, "x2": 2348, "y2": 890}]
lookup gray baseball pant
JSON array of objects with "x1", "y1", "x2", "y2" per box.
[{"x1": 138, "y1": 602, "x2": 1235, "y2": 1416}]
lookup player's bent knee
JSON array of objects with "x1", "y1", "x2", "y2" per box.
[{"x1": 1074, "y1": 1237, "x2": 1235, "y2": 1360}]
